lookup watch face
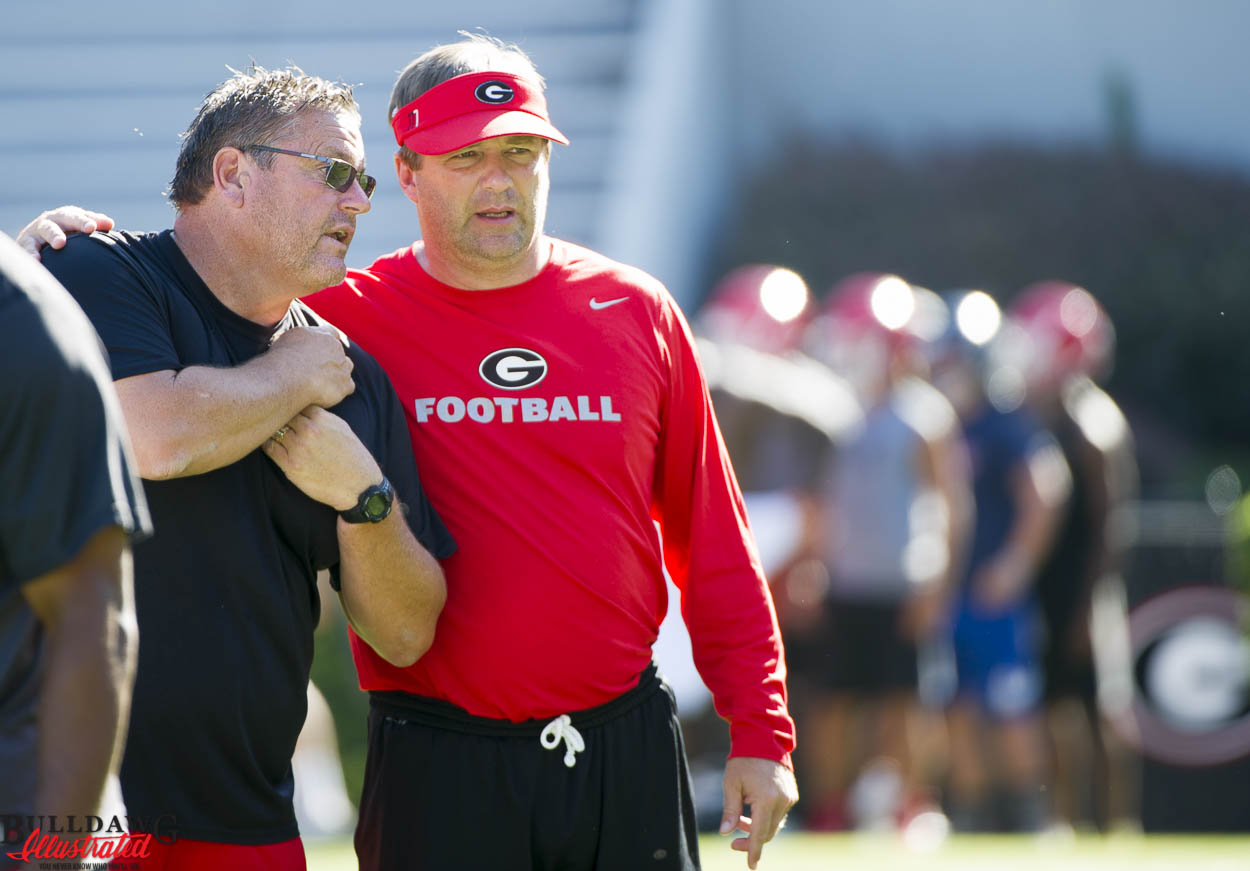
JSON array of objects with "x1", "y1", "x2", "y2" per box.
[{"x1": 364, "y1": 492, "x2": 389, "y2": 518}]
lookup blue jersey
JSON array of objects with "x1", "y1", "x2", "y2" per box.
[
  {"x1": 961, "y1": 403, "x2": 1053, "y2": 589},
  {"x1": 947, "y1": 402, "x2": 1053, "y2": 717}
]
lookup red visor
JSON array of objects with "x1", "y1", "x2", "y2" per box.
[{"x1": 391, "y1": 71, "x2": 569, "y2": 155}]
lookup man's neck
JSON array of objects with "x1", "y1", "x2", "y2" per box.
[
  {"x1": 413, "y1": 238, "x2": 551, "y2": 291},
  {"x1": 172, "y1": 212, "x2": 294, "y2": 326}
]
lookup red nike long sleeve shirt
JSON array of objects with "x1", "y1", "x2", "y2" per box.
[{"x1": 307, "y1": 239, "x2": 794, "y2": 765}]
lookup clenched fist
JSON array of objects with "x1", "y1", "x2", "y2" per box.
[{"x1": 270, "y1": 325, "x2": 356, "y2": 409}]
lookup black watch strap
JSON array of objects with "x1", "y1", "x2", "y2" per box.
[{"x1": 340, "y1": 477, "x2": 394, "y2": 524}]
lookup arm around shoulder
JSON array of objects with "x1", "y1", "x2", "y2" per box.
[{"x1": 38, "y1": 235, "x2": 357, "y2": 479}]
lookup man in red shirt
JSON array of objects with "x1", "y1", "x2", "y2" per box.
[
  {"x1": 317, "y1": 34, "x2": 795, "y2": 871},
  {"x1": 22, "y1": 35, "x2": 797, "y2": 871}
]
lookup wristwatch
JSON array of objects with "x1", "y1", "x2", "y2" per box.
[{"x1": 340, "y1": 478, "x2": 394, "y2": 523}]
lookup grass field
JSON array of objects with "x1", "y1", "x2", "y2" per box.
[{"x1": 306, "y1": 832, "x2": 1250, "y2": 870}]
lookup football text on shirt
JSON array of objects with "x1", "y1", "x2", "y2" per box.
[{"x1": 414, "y1": 395, "x2": 622, "y2": 424}]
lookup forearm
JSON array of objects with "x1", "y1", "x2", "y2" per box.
[
  {"x1": 936, "y1": 486, "x2": 973, "y2": 596},
  {"x1": 684, "y1": 566, "x2": 794, "y2": 764},
  {"x1": 118, "y1": 354, "x2": 316, "y2": 479},
  {"x1": 1084, "y1": 450, "x2": 1117, "y2": 586},
  {"x1": 336, "y1": 514, "x2": 446, "y2": 668},
  {"x1": 33, "y1": 567, "x2": 136, "y2": 817},
  {"x1": 1001, "y1": 489, "x2": 1060, "y2": 575},
  {"x1": 997, "y1": 447, "x2": 1070, "y2": 575}
]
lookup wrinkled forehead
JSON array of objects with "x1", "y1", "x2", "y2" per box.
[{"x1": 286, "y1": 109, "x2": 367, "y2": 165}]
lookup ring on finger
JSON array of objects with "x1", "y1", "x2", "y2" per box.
[{"x1": 273, "y1": 426, "x2": 290, "y2": 443}]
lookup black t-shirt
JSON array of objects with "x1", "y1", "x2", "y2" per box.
[
  {"x1": 0, "y1": 232, "x2": 150, "y2": 828},
  {"x1": 42, "y1": 230, "x2": 455, "y2": 844},
  {"x1": 1034, "y1": 412, "x2": 1095, "y2": 628}
]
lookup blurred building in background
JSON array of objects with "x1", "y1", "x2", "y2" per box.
[{"x1": 6, "y1": 1, "x2": 1250, "y2": 304}]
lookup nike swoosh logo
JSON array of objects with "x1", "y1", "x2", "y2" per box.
[{"x1": 589, "y1": 297, "x2": 629, "y2": 310}]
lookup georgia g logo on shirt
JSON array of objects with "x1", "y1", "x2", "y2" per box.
[
  {"x1": 415, "y1": 347, "x2": 621, "y2": 424},
  {"x1": 479, "y1": 348, "x2": 548, "y2": 390}
]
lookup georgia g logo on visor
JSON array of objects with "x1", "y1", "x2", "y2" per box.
[
  {"x1": 479, "y1": 348, "x2": 548, "y2": 389},
  {"x1": 475, "y1": 81, "x2": 515, "y2": 104}
]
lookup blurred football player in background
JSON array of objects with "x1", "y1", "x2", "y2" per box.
[
  {"x1": 694, "y1": 265, "x2": 860, "y2": 569},
  {"x1": 927, "y1": 289, "x2": 1071, "y2": 832},
  {"x1": 1009, "y1": 281, "x2": 1139, "y2": 832},
  {"x1": 691, "y1": 265, "x2": 862, "y2": 830},
  {"x1": 797, "y1": 273, "x2": 971, "y2": 832}
]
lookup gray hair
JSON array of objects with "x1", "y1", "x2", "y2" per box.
[
  {"x1": 170, "y1": 65, "x2": 359, "y2": 210},
  {"x1": 389, "y1": 32, "x2": 545, "y2": 168}
]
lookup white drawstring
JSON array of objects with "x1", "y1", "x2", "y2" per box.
[{"x1": 539, "y1": 714, "x2": 585, "y2": 768}]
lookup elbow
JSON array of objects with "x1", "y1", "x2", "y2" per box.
[
  {"x1": 378, "y1": 625, "x2": 437, "y2": 669},
  {"x1": 381, "y1": 641, "x2": 427, "y2": 670},
  {"x1": 131, "y1": 434, "x2": 196, "y2": 480},
  {"x1": 377, "y1": 584, "x2": 446, "y2": 669},
  {"x1": 113, "y1": 598, "x2": 139, "y2": 679},
  {"x1": 359, "y1": 562, "x2": 446, "y2": 668}
]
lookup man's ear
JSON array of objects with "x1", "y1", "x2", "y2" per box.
[
  {"x1": 214, "y1": 147, "x2": 248, "y2": 208},
  {"x1": 394, "y1": 152, "x2": 420, "y2": 206}
]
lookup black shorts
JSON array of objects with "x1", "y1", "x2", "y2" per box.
[
  {"x1": 1040, "y1": 594, "x2": 1098, "y2": 703},
  {"x1": 822, "y1": 597, "x2": 918, "y2": 693},
  {"x1": 1043, "y1": 645, "x2": 1098, "y2": 703},
  {"x1": 777, "y1": 607, "x2": 838, "y2": 691},
  {"x1": 355, "y1": 665, "x2": 700, "y2": 871}
]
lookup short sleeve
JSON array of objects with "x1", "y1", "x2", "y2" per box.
[
  {"x1": 326, "y1": 355, "x2": 456, "y2": 592},
  {"x1": 378, "y1": 375, "x2": 456, "y2": 560},
  {"x1": 0, "y1": 238, "x2": 152, "y2": 587},
  {"x1": 40, "y1": 232, "x2": 182, "y2": 379}
]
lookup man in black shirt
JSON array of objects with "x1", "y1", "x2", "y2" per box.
[
  {"x1": 0, "y1": 231, "x2": 151, "y2": 870},
  {"x1": 27, "y1": 68, "x2": 454, "y2": 869}
]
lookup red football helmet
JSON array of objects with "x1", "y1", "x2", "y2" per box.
[
  {"x1": 808, "y1": 272, "x2": 921, "y2": 394},
  {"x1": 1009, "y1": 281, "x2": 1115, "y2": 384},
  {"x1": 696, "y1": 264, "x2": 812, "y2": 353},
  {"x1": 813, "y1": 271, "x2": 925, "y2": 352},
  {"x1": 822, "y1": 272, "x2": 916, "y2": 331}
]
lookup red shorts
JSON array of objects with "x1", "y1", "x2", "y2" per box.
[{"x1": 109, "y1": 836, "x2": 305, "y2": 871}]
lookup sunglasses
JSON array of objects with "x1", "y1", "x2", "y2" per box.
[{"x1": 248, "y1": 144, "x2": 377, "y2": 198}]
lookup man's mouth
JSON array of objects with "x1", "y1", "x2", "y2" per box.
[
  {"x1": 476, "y1": 209, "x2": 514, "y2": 220},
  {"x1": 325, "y1": 228, "x2": 352, "y2": 244}
]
